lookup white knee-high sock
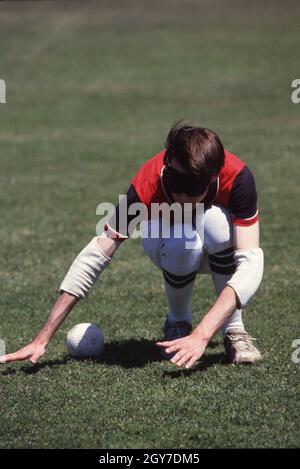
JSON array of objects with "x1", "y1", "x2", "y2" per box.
[
  {"x1": 211, "y1": 271, "x2": 245, "y2": 335},
  {"x1": 164, "y1": 278, "x2": 194, "y2": 324}
]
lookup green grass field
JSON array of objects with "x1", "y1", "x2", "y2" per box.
[{"x1": 0, "y1": 0, "x2": 299, "y2": 449}]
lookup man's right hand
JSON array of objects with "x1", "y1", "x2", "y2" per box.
[
  {"x1": 0, "y1": 341, "x2": 46, "y2": 365},
  {"x1": 0, "y1": 239, "x2": 116, "y2": 367}
]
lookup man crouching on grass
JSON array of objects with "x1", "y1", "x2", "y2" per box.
[{"x1": 0, "y1": 122, "x2": 264, "y2": 368}]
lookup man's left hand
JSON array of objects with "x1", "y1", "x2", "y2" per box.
[{"x1": 156, "y1": 332, "x2": 208, "y2": 368}]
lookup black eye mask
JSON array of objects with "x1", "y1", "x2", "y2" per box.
[{"x1": 164, "y1": 166, "x2": 212, "y2": 196}]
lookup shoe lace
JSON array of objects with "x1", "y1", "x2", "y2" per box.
[{"x1": 227, "y1": 331, "x2": 257, "y2": 350}]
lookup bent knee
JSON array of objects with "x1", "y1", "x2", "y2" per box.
[
  {"x1": 204, "y1": 205, "x2": 234, "y2": 254},
  {"x1": 142, "y1": 221, "x2": 203, "y2": 276}
]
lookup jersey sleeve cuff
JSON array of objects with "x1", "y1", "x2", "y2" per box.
[{"x1": 232, "y1": 210, "x2": 259, "y2": 227}]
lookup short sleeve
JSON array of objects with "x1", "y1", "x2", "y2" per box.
[
  {"x1": 105, "y1": 185, "x2": 141, "y2": 238},
  {"x1": 228, "y1": 166, "x2": 259, "y2": 226}
]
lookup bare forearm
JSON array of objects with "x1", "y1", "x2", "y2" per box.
[
  {"x1": 34, "y1": 292, "x2": 78, "y2": 346},
  {"x1": 0, "y1": 235, "x2": 122, "y2": 365},
  {"x1": 35, "y1": 237, "x2": 120, "y2": 346},
  {"x1": 193, "y1": 286, "x2": 237, "y2": 343}
]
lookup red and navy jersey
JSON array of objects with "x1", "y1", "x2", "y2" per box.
[{"x1": 105, "y1": 149, "x2": 259, "y2": 238}]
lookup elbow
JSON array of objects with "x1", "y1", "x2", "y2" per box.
[{"x1": 226, "y1": 247, "x2": 264, "y2": 309}]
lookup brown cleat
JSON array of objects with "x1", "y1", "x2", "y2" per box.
[{"x1": 223, "y1": 329, "x2": 262, "y2": 364}]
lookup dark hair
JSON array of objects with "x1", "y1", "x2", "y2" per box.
[{"x1": 164, "y1": 121, "x2": 225, "y2": 179}]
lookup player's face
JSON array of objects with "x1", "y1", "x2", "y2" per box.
[
  {"x1": 168, "y1": 159, "x2": 215, "y2": 208},
  {"x1": 171, "y1": 188, "x2": 209, "y2": 208}
]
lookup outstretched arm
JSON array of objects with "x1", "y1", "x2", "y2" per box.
[
  {"x1": 0, "y1": 292, "x2": 78, "y2": 364},
  {"x1": 157, "y1": 221, "x2": 263, "y2": 368},
  {"x1": 0, "y1": 236, "x2": 123, "y2": 365}
]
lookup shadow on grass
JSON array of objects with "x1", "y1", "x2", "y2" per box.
[
  {"x1": 97, "y1": 338, "x2": 162, "y2": 367},
  {"x1": 162, "y1": 351, "x2": 229, "y2": 379},
  {"x1": 0, "y1": 339, "x2": 159, "y2": 375},
  {"x1": 1, "y1": 338, "x2": 225, "y2": 375},
  {"x1": 1, "y1": 356, "x2": 72, "y2": 376}
]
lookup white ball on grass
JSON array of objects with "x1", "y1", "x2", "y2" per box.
[{"x1": 66, "y1": 323, "x2": 104, "y2": 358}]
